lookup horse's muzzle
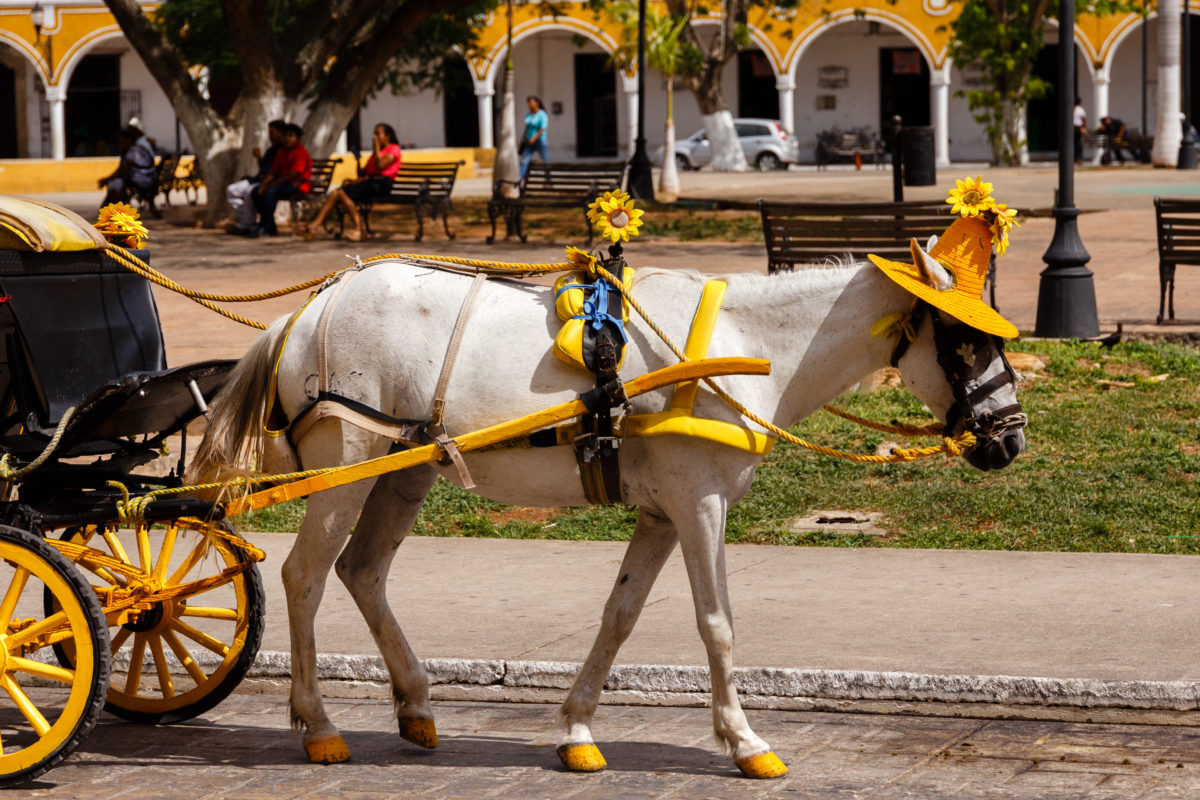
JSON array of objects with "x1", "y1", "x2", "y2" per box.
[{"x1": 965, "y1": 427, "x2": 1025, "y2": 471}]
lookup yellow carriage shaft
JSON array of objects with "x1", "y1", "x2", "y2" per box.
[{"x1": 224, "y1": 357, "x2": 771, "y2": 517}]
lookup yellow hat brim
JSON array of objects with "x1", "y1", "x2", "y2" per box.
[{"x1": 868, "y1": 253, "x2": 1020, "y2": 338}]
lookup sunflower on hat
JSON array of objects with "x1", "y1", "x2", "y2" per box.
[{"x1": 867, "y1": 175, "x2": 1021, "y2": 338}]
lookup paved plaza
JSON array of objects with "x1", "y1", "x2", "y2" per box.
[{"x1": 19, "y1": 695, "x2": 1200, "y2": 799}]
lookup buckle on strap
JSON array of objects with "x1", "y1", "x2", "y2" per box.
[{"x1": 426, "y1": 426, "x2": 475, "y2": 489}]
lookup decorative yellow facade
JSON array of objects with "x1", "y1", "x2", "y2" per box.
[{"x1": 0, "y1": 1, "x2": 1157, "y2": 92}]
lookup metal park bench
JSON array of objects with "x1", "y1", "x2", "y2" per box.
[
  {"x1": 757, "y1": 199, "x2": 998, "y2": 310},
  {"x1": 487, "y1": 161, "x2": 627, "y2": 244},
  {"x1": 1154, "y1": 196, "x2": 1200, "y2": 323},
  {"x1": 289, "y1": 157, "x2": 339, "y2": 224},
  {"x1": 341, "y1": 160, "x2": 465, "y2": 242},
  {"x1": 815, "y1": 129, "x2": 886, "y2": 170}
]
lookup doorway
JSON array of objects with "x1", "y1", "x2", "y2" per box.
[
  {"x1": 66, "y1": 55, "x2": 120, "y2": 156},
  {"x1": 0, "y1": 63, "x2": 17, "y2": 158},
  {"x1": 574, "y1": 53, "x2": 617, "y2": 157},
  {"x1": 1026, "y1": 45, "x2": 1063, "y2": 154},
  {"x1": 878, "y1": 48, "x2": 930, "y2": 134},
  {"x1": 442, "y1": 55, "x2": 479, "y2": 147},
  {"x1": 738, "y1": 50, "x2": 779, "y2": 119}
]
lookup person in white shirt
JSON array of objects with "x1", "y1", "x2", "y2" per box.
[{"x1": 1072, "y1": 97, "x2": 1087, "y2": 164}]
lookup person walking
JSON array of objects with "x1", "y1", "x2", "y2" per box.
[
  {"x1": 299, "y1": 123, "x2": 402, "y2": 241},
  {"x1": 519, "y1": 96, "x2": 549, "y2": 179},
  {"x1": 1073, "y1": 97, "x2": 1087, "y2": 165}
]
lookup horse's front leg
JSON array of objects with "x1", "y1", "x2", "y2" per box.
[
  {"x1": 335, "y1": 465, "x2": 439, "y2": 750},
  {"x1": 558, "y1": 508, "x2": 678, "y2": 772},
  {"x1": 673, "y1": 494, "x2": 789, "y2": 779}
]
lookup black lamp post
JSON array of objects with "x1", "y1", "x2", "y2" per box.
[
  {"x1": 1179, "y1": 0, "x2": 1198, "y2": 168},
  {"x1": 1034, "y1": 3, "x2": 1100, "y2": 338},
  {"x1": 627, "y1": 0, "x2": 655, "y2": 200}
]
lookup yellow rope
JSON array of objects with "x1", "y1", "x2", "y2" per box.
[
  {"x1": 590, "y1": 264, "x2": 975, "y2": 464},
  {"x1": 360, "y1": 252, "x2": 570, "y2": 272},
  {"x1": 0, "y1": 406, "x2": 75, "y2": 480}
]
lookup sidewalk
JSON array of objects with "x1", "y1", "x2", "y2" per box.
[{"x1": 234, "y1": 534, "x2": 1200, "y2": 723}]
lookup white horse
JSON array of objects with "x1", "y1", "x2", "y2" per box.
[{"x1": 190, "y1": 252, "x2": 1025, "y2": 777}]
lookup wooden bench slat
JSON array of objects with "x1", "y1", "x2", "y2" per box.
[
  {"x1": 487, "y1": 161, "x2": 628, "y2": 244},
  {"x1": 1153, "y1": 196, "x2": 1200, "y2": 322}
]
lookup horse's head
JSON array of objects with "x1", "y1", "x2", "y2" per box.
[{"x1": 877, "y1": 236, "x2": 1027, "y2": 472}]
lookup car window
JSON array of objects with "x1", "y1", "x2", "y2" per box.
[
  {"x1": 735, "y1": 124, "x2": 755, "y2": 138},
  {"x1": 748, "y1": 124, "x2": 772, "y2": 137}
]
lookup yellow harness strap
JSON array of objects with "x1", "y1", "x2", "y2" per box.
[{"x1": 619, "y1": 280, "x2": 775, "y2": 456}]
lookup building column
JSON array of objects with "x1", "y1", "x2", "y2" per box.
[
  {"x1": 46, "y1": 83, "x2": 66, "y2": 161},
  {"x1": 776, "y1": 74, "x2": 796, "y2": 135},
  {"x1": 931, "y1": 64, "x2": 952, "y2": 166},
  {"x1": 474, "y1": 80, "x2": 495, "y2": 149},
  {"x1": 621, "y1": 72, "x2": 639, "y2": 155},
  {"x1": 1094, "y1": 69, "x2": 1110, "y2": 122}
]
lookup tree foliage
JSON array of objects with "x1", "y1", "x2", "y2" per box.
[
  {"x1": 105, "y1": 0, "x2": 495, "y2": 224},
  {"x1": 945, "y1": 0, "x2": 1141, "y2": 165}
]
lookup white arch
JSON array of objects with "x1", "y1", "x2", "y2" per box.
[
  {"x1": 1042, "y1": 18, "x2": 1097, "y2": 82},
  {"x1": 51, "y1": 25, "x2": 126, "y2": 87},
  {"x1": 0, "y1": 30, "x2": 50, "y2": 90},
  {"x1": 784, "y1": 11, "x2": 940, "y2": 83},
  {"x1": 479, "y1": 19, "x2": 620, "y2": 87}
]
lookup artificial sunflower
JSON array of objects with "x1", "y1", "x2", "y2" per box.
[
  {"x1": 586, "y1": 190, "x2": 631, "y2": 226},
  {"x1": 945, "y1": 176, "x2": 996, "y2": 218},
  {"x1": 593, "y1": 194, "x2": 644, "y2": 243},
  {"x1": 987, "y1": 203, "x2": 1019, "y2": 257},
  {"x1": 564, "y1": 245, "x2": 598, "y2": 275},
  {"x1": 95, "y1": 203, "x2": 150, "y2": 249}
]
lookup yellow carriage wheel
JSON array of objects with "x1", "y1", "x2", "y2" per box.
[
  {"x1": 0, "y1": 525, "x2": 109, "y2": 786},
  {"x1": 50, "y1": 519, "x2": 264, "y2": 724}
]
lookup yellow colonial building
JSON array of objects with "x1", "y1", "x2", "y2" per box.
[{"x1": 0, "y1": 0, "x2": 1194, "y2": 166}]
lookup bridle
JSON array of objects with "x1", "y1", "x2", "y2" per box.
[{"x1": 888, "y1": 300, "x2": 1028, "y2": 444}]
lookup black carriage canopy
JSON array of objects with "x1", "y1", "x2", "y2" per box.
[{"x1": 0, "y1": 196, "x2": 231, "y2": 457}]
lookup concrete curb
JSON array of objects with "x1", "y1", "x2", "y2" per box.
[{"x1": 242, "y1": 650, "x2": 1200, "y2": 715}]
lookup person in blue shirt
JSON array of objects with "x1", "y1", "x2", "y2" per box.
[{"x1": 519, "y1": 95, "x2": 549, "y2": 178}]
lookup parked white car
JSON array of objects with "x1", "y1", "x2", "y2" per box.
[{"x1": 658, "y1": 118, "x2": 800, "y2": 171}]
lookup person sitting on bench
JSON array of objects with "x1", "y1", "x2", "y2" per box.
[
  {"x1": 1098, "y1": 116, "x2": 1132, "y2": 164},
  {"x1": 99, "y1": 124, "x2": 157, "y2": 209},
  {"x1": 299, "y1": 123, "x2": 402, "y2": 242},
  {"x1": 250, "y1": 123, "x2": 312, "y2": 237}
]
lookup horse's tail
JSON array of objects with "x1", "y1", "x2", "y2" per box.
[{"x1": 186, "y1": 316, "x2": 291, "y2": 486}]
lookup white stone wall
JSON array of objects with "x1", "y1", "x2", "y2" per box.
[
  {"x1": 118, "y1": 47, "x2": 192, "y2": 153},
  {"x1": 1108, "y1": 17, "x2": 1158, "y2": 135}
]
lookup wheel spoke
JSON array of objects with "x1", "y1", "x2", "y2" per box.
[
  {"x1": 0, "y1": 566, "x2": 29, "y2": 628},
  {"x1": 135, "y1": 526, "x2": 153, "y2": 575},
  {"x1": 150, "y1": 635, "x2": 174, "y2": 699},
  {"x1": 170, "y1": 619, "x2": 229, "y2": 657},
  {"x1": 125, "y1": 633, "x2": 148, "y2": 695},
  {"x1": 7, "y1": 610, "x2": 68, "y2": 649},
  {"x1": 83, "y1": 563, "x2": 125, "y2": 588},
  {"x1": 180, "y1": 606, "x2": 238, "y2": 621},
  {"x1": 1, "y1": 673, "x2": 51, "y2": 736},
  {"x1": 102, "y1": 529, "x2": 133, "y2": 569},
  {"x1": 8, "y1": 655, "x2": 75, "y2": 684},
  {"x1": 162, "y1": 629, "x2": 207, "y2": 685},
  {"x1": 153, "y1": 525, "x2": 179, "y2": 584},
  {"x1": 168, "y1": 539, "x2": 209, "y2": 586},
  {"x1": 110, "y1": 626, "x2": 132, "y2": 653}
]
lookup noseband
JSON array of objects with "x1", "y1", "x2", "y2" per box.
[{"x1": 889, "y1": 301, "x2": 1027, "y2": 444}]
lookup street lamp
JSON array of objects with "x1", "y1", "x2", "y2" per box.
[
  {"x1": 627, "y1": 0, "x2": 655, "y2": 201},
  {"x1": 1179, "y1": 0, "x2": 1198, "y2": 169},
  {"x1": 1034, "y1": 5, "x2": 1100, "y2": 338},
  {"x1": 30, "y1": 2, "x2": 45, "y2": 37}
]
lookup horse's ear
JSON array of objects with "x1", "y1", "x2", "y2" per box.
[{"x1": 910, "y1": 238, "x2": 954, "y2": 291}]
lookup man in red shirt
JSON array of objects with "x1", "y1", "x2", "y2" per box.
[{"x1": 250, "y1": 123, "x2": 312, "y2": 236}]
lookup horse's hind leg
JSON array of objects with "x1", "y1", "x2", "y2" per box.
[
  {"x1": 335, "y1": 464, "x2": 439, "y2": 750},
  {"x1": 284, "y1": 479, "x2": 376, "y2": 764},
  {"x1": 558, "y1": 508, "x2": 678, "y2": 772},
  {"x1": 672, "y1": 494, "x2": 788, "y2": 779}
]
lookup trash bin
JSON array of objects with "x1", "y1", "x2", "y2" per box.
[{"x1": 901, "y1": 126, "x2": 936, "y2": 186}]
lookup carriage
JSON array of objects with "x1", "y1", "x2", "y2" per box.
[{"x1": 0, "y1": 184, "x2": 1025, "y2": 784}]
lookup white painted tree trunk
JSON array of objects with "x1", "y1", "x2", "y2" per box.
[
  {"x1": 1153, "y1": 0, "x2": 1183, "y2": 166},
  {"x1": 658, "y1": 80, "x2": 679, "y2": 201},
  {"x1": 1015, "y1": 104, "x2": 1030, "y2": 166},
  {"x1": 703, "y1": 110, "x2": 748, "y2": 171},
  {"x1": 495, "y1": 64, "x2": 521, "y2": 196}
]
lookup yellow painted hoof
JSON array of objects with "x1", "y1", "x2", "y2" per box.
[
  {"x1": 736, "y1": 751, "x2": 789, "y2": 779},
  {"x1": 305, "y1": 735, "x2": 351, "y2": 764},
  {"x1": 557, "y1": 743, "x2": 608, "y2": 772},
  {"x1": 398, "y1": 717, "x2": 438, "y2": 749}
]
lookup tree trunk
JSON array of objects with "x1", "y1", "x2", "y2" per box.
[
  {"x1": 658, "y1": 80, "x2": 680, "y2": 201},
  {"x1": 672, "y1": 0, "x2": 749, "y2": 171},
  {"x1": 495, "y1": 63, "x2": 521, "y2": 195},
  {"x1": 1153, "y1": 0, "x2": 1183, "y2": 166}
]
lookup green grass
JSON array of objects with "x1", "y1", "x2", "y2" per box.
[{"x1": 241, "y1": 339, "x2": 1200, "y2": 555}]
